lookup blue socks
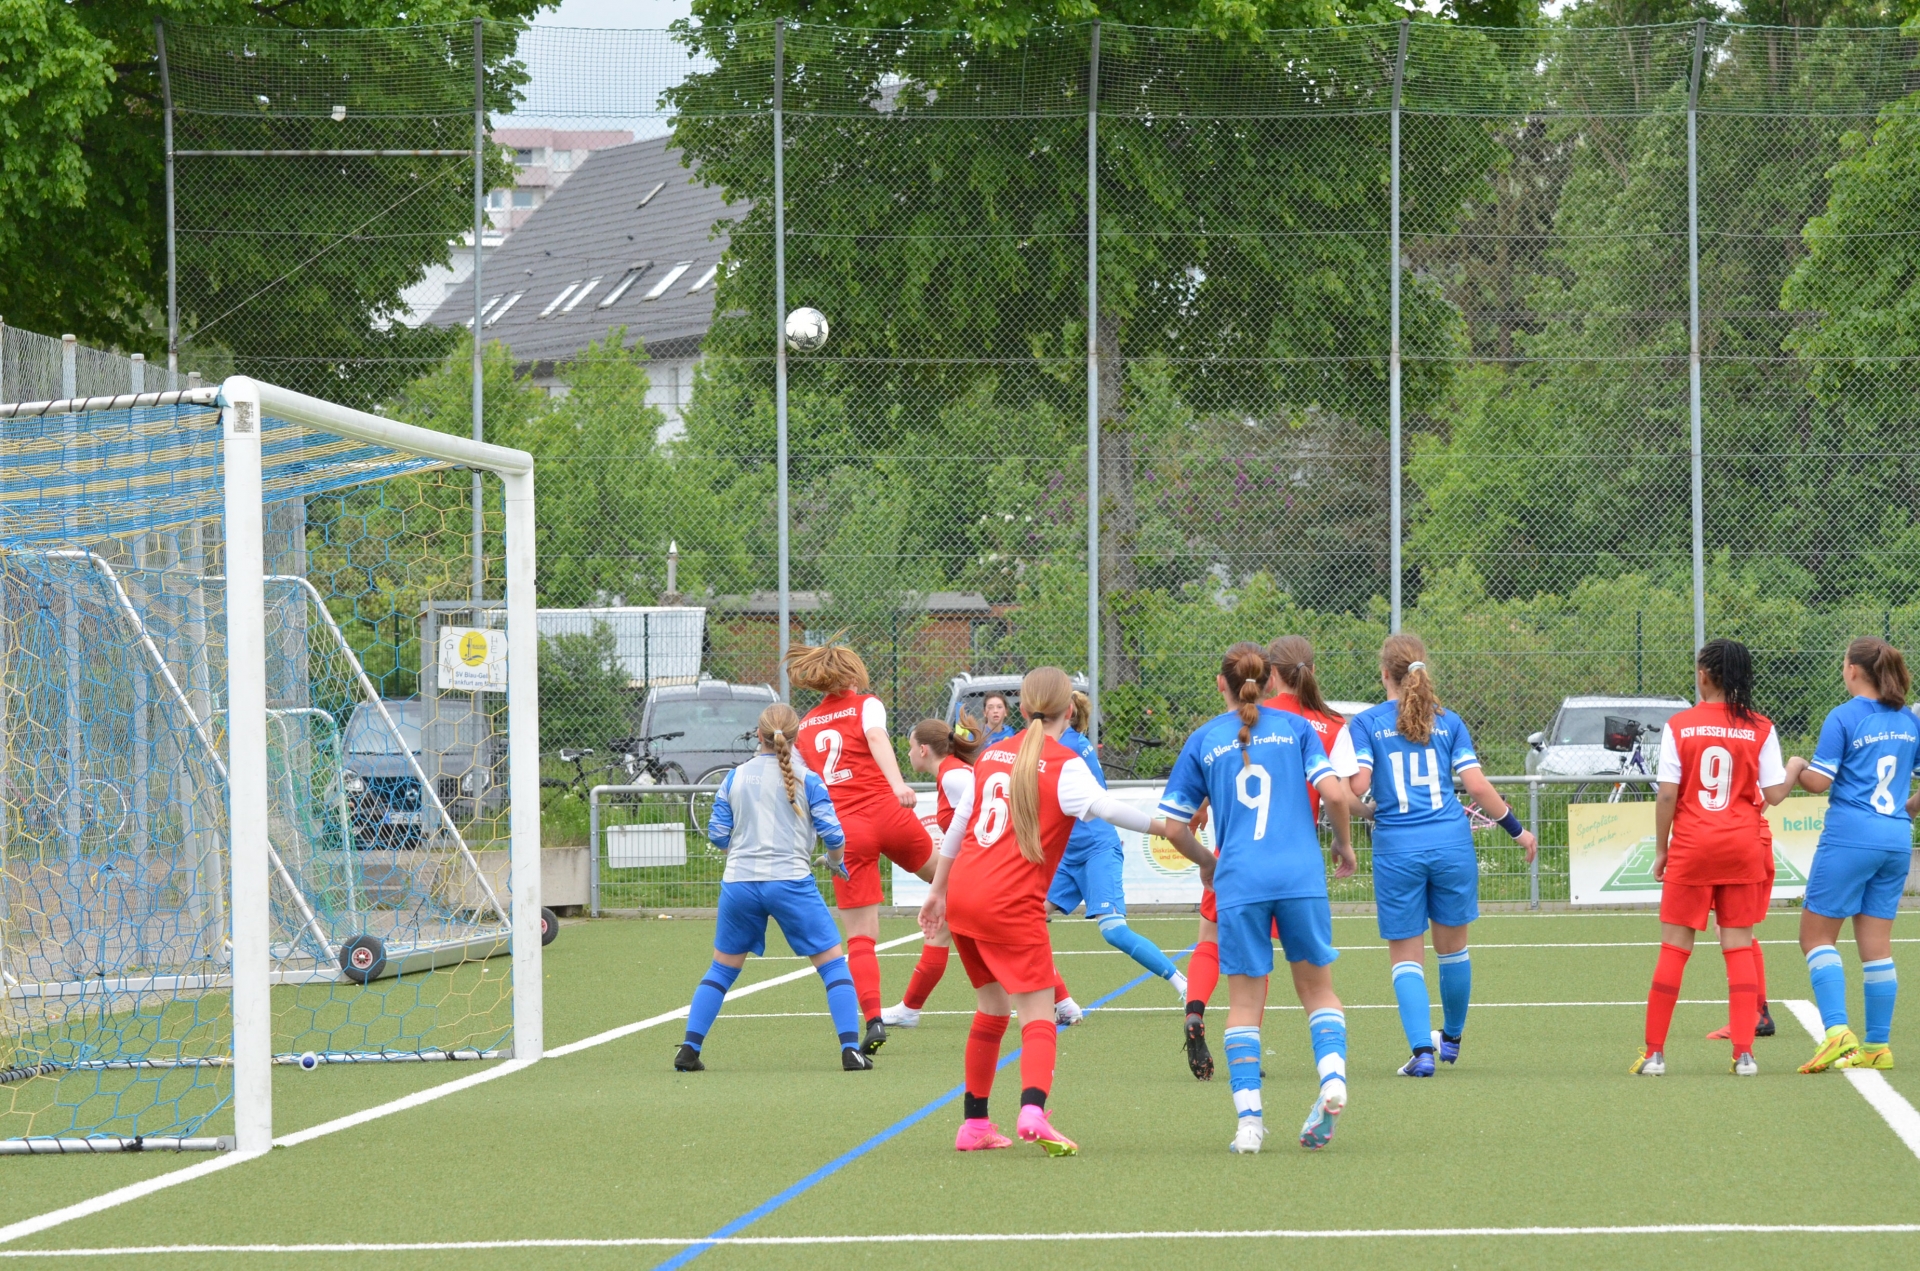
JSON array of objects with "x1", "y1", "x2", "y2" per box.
[
  {"x1": 1392, "y1": 960, "x2": 1433, "y2": 1052},
  {"x1": 683, "y1": 959, "x2": 742, "y2": 1052},
  {"x1": 1863, "y1": 957, "x2": 1897, "y2": 1045},
  {"x1": 1308, "y1": 1007, "x2": 1348, "y2": 1090},
  {"x1": 815, "y1": 955, "x2": 862, "y2": 1048},
  {"x1": 1437, "y1": 948, "x2": 1471, "y2": 1040},
  {"x1": 1224, "y1": 1025, "x2": 1262, "y2": 1123},
  {"x1": 1807, "y1": 944, "x2": 1848, "y2": 1032},
  {"x1": 1097, "y1": 915, "x2": 1179, "y2": 982}
]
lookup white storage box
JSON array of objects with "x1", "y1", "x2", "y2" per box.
[{"x1": 606, "y1": 823, "x2": 689, "y2": 868}]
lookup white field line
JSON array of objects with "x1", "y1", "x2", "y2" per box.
[
  {"x1": 0, "y1": 934, "x2": 929, "y2": 1249},
  {"x1": 6, "y1": 1223, "x2": 1920, "y2": 1257},
  {"x1": 1783, "y1": 998, "x2": 1920, "y2": 1161},
  {"x1": 714, "y1": 999, "x2": 1732, "y2": 1021}
]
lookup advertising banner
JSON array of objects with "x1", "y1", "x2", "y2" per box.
[
  {"x1": 437, "y1": 626, "x2": 507, "y2": 691},
  {"x1": 891, "y1": 785, "x2": 1207, "y2": 908},
  {"x1": 1568, "y1": 797, "x2": 1825, "y2": 906}
]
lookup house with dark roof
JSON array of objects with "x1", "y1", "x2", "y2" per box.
[{"x1": 429, "y1": 134, "x2": 739, "y2": 436}]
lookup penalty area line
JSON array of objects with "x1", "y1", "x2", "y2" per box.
[
  {"x1": 7, "y1": 1223, "x2": 1920, "y2": 1257},
  {"x1": 0, "y1": 934, "x2": 929, "y2": 1250},
  {"x1": 1783, "y1": 999, "x2": 1920, "y2": 1161}
]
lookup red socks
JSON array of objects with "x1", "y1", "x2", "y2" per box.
[
  {"x1": 846, "y1": 935, "x2": 882, "y2": 1022},
  {"x1": 966, "y1": 1011, "x2": 1009, "y2": 1102},
  {"x1": 1187, "y1": 940, "x2": 1221, "y2": 1012},
  {"x1": 1053, "y1": 974, "x2": 1071, "y2": 1003},
  {"x1": 903, "y1": 942, "x2": 949, "y2": 1010},
  {"x1": 1752, "y1": 940, "x2": 1769, "y2": 1011},
  {"x1": 1019, "y1": 1018, "x2": 1056, "y2": 1104},
  {"x1": 1724, "y1": 946, "x2": 1758, "y2": 1054},
  {"x1": 1645, "y1": 942, "x2": 1691, "y2": 1050}
]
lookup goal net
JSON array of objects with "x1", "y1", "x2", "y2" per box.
[{"x1": 0, "y1": 373, "x2": 542, "y2": 1153}]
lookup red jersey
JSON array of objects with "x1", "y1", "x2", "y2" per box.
[
  {"x1": 796, "y1": 691, "x2": 897, "y2": 818},
  {"x1": 1264, "y1": 691, "x2": 1346, "y2": 818},
  {"x1": 935, "y1": 754, "x2": 973, "y2": 832},
  {"x1": 946, "y1": 736, "x2": 1103, "y2": 945},
  {"x1": 1657, "y1": 702, "x2": 1785, "y2": 886}
]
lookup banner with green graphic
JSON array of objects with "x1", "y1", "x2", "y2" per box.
[{"x1": 1568, "y1": 798, "x2": 1825, "y2": 906}]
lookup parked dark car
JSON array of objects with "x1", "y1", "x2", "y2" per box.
[
  {"x1": 632, "y1": 680, "x2": 777, "y2": 787},
  {"x1": 341, "y1": 698, "x2": 501, "y2": 846}
]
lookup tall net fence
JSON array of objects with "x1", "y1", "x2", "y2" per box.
[{"x1": 153, "y1": 17, "x2": 1920, "y2": 906}]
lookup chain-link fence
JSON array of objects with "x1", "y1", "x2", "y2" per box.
[{"x1": 142, "y1": 17, "x2": 1920, "y2": 904}]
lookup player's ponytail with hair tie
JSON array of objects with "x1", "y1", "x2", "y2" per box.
[
  {"x1": 1220, "y1": 641, "x2": 1269, "y2": 767},
  {"x1": 1383, "y1": 632, "x2": 1438, "y2": 745},
  {"x1": 1848, "y1": 636, "x2": 1911, "y2": 710},
  {"x1": 1266, "y1": 634, "x2": 1337, "y2": 717},
  {"x1": 759, "y1": 703, "x2": 808, "y2": 819},
  {"x1": 1011, "y1": 667, "x2": 1073, "y2": 866}
]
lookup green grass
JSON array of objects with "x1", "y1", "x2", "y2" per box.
[{"x1": 5, "y1": 912, "x2": 1920, "y2": 1268}]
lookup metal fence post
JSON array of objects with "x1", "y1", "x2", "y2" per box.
[
  {"x1": 156, "y1": 20, "x2": 177, "y2": 376},
  {"x1": 472, "y1": 17, "x2": 487, "y2": 604},
  {"x1": 1528, "y1": 778, "x2": 1540, "y2": 910},
  {"x1": 773, "y1": 19, "x2": 791, "y2": 702},
  {"x1": 1388, "y1": 19, "x2": 1409, "y2": 634},
  {"x1": 589, "y1": 787, "x2": 601, "y2": 918},
  {"x1": 1085, "y1": 21, "x2": 1102, "y2": 743},
  {"x1": 1687, "y1": 18, "x2": 1707, "y2": 656}
]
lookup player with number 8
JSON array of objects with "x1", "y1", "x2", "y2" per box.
[
  {"x1": 1341, "y1": 633, "x2": 1537, "y2": 1076},
  {"x1": 1786, "y1": 637, "x2": 1920, "y2": 1075},
  {"x1": 1632, "y1": 639, "x2": 1791, "y2": 1079}
]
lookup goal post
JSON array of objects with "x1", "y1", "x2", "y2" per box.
[{"x1": 0, "y1": 374, "x2": 541, "y2": 1154}]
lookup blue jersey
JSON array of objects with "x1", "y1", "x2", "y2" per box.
[
  {"x1": 1808, "y1": 695, "x2": 1920, "y2": 854},
  {"x1": 1158, "y1": 707, "x2": 1333, "y2": 907},
  {"x1": 1346, "y1": 702, "x2": 1481, "y2": 854},
  {"x1": 1060, "y1": 726, "x2": 1121, "y2": 862},
  {"x1": 985, "y1": 725, "x2": 1017, "y2": 745}
]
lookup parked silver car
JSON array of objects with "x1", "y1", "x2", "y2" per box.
[{"x1": 1526, "y1": 694, "x2": 1691, "y2": 793}]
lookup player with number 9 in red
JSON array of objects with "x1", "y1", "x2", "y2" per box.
[{"x1": 1633, "y1": 638, "x2": 1792, "y2": 1078}]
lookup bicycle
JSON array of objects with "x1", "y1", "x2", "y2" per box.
[
  {"x1": 1571, "y1": 718, "x2": 1659, "y2": 803},
  {"x1": 1098, "y1": 736, "x2": 1168, "y2": 782}
]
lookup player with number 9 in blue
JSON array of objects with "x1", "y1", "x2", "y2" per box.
[
  {"x1": 1340, "y1": 633, "x2": 1537, "y2": 1077},
  {"x1": 1156, "y1": 643, "x2": 1356, "y2": 1156},
  {"x1": 1787, "y1": 637, "x2": 1919, "y2": 1074}
]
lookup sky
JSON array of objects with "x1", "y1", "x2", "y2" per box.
[{"x1": 533, "y1": 0, "x2": 694, "y2": 30}]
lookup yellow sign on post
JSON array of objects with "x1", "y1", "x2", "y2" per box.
[
  {"x1": 1567, "y1": 797, "x2": 1825, "y2": 905},
  {"x1": 437, "y1": 626, "x2": 508, "y2": 691}
]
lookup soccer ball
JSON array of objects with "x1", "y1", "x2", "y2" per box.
[
  {"x1": 299, "y1": 1051, "x2": 319, "y2": 1071},
  {"x1": 785, "y1": 307, "x2": 829, "y2": 352}
]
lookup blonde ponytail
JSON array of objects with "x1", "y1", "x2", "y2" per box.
[
  {"x1": 758, "y1": 703, "x2": 808, "y2": 819},
  {"x1": 1070, "y1": 691, "x2": 1091, "y2": 735},
  {"x1": 1382, "y1": 632, "x2": 1438, "y2": 744},
  {"x1": 1010, "y1": 666, "x2": 1073, "y2": 865}
]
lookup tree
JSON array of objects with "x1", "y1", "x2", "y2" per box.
[{"x1": 0, "y1": 1, "x2": 540, "y2": 375}]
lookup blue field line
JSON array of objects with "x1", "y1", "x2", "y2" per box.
[{"x1": 655, "y1": 952, "x2": 1193, "y2": 1270}]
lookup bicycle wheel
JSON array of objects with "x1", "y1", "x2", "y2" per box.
[{"x1": 687, "y1": 767, "x2": 731, "y2": 833}]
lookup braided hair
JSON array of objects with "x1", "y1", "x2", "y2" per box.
[
  {"x1": 758, "y1": 702, "x2": 808, "y2": 819},
  {"x1": 1220, "y1": 642, "x2": 1269, "y2": 768},
  {"x1": 1696, "y1": 638, "x2": 1756, "y2": 723}
]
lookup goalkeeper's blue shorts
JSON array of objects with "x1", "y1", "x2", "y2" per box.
[{"x1": 714, "y1": 879, "x2": 842, "y2": 959}]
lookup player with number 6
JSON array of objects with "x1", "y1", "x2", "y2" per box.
[
  {"x1": 1340, "y1": 633, "x2": 1537, "y2": 1077},
  {"x1": 1632, "y1": 639, "x2": 1791, "y2": 1079},
  {"x1": 1785, "y1": 637, "x2": 1920, "y2": 1075}
]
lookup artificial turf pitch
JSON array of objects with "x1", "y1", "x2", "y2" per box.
[{"x1": 5, "y1": 911, "x2": 1920, "y2": 1269}]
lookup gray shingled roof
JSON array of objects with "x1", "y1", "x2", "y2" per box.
[{"x1": 431, "y1": 135, "x2": 739, "y2": 368}]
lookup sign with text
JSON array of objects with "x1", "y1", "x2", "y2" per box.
[
  {"x1": 890, "y1": 785, "x2": 1208, "y2": 908},
  {"x1": 437, "y1": 626, "x2": 507, "y2": 692},
  {"x1": 1568, "y1": 797, "x2": 1825, "y2": 906}
]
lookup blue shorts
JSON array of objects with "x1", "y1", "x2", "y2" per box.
[
  {"x1": 714, "y1": 878, "x2": 843, "y2": 959},
  {"x1": 1804, "y1": 845, "x2": 1911, "y2": 922},
  {"x1": 1047, "y1": 846, "x2": 1125, "y2": 919},
  {"x1": 1373, "y1": 849, "x2": 1480, "y2": 941},
  {"x1": 1217, "y1": 897, "x2": 1339, "y2": 977}
]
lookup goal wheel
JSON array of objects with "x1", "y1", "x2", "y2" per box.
[
  {"x1": 540, "y1": 906, "x2": 560, "y2": 946},
  {"x1": 339, "y1": 934, "x2": 387, "y2": 984}
]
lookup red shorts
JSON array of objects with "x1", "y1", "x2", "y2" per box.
[
  {"x1": 951, "y1": 932, "x2": 1056, "y2": 995},
  {"x1": 1199, "y1": 886, "x2": 1279, "y2": 937},
  {"x1": 1660, "y1": 880, "x2": 1771, "y2": 931},
  {"x1": 830, "y1": 800, "x2": 933, "y2": 909}
]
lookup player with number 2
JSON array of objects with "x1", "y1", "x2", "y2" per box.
[
  {"x1": 1787, "y1": 637, "x2": 1920, "y2": 1075},
  {"x1": 1341, "y1": 633, "x2": 1537, "y2": 1076}
]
